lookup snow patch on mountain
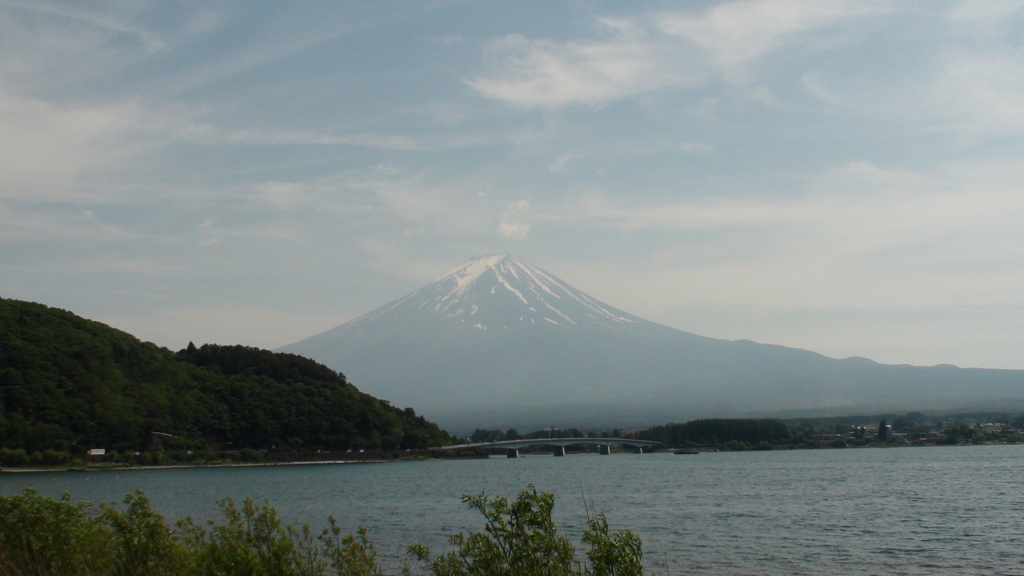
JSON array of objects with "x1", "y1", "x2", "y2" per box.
[
  {"x1": 428, "y1": 254, "x2": 642, "y2": 330},
  {"x1": 338, "y1": 254, "x2": 649, "y2": 336}
]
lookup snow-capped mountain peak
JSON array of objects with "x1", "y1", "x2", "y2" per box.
[{"x1": 357, "y1": 254, "x2": 644, "y2": 332}]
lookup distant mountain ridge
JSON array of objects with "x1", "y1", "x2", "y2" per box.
[{"x1": 281, "y1": 255, "x2": 1024, "y2": 432}]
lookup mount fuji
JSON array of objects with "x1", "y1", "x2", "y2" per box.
[{"x1": 280, "y1": 255, "x2": 1024, "y2": 431}]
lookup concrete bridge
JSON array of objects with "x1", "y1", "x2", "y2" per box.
[{"x1": 437, "y1": 437, "x2": 663, "y2": 458}]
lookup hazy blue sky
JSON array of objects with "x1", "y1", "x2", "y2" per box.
[{"x1": 2, "y1": 1, "x2": 1022, "y2": 369}]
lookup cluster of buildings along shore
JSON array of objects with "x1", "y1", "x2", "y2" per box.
[{"x1": 815, "y1": 422, "x2": 1014, "y2": 446}]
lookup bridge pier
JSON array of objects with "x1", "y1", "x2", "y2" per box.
[
  {"x1": 633, "y1": 446, "x2": 645, "y2": 454},
  {"x1": 599, "y1": 445, "x2": 611, "y2": 455},
  {"x1": 506, "y1": 449, "x2": 519, "y2": 458},
  {"x1": 553, "y1": 446, "x2": 566, "y2": 457}
]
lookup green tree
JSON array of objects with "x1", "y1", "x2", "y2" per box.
[
  {"x1": 0, "y1": 487, "x2": 645, "y2": 576},
  {"x1": 941, "y1": 420, "x2": 973, "y2": 443},
  {"x1": 176, "y1": 497, "x2": 303, "y2": 575},
  {"x1": 470, "y1": 429, "x2": 504, "y2": 444},
  {"x1": 0, "y1": 298, "x2": 454, "y2": 457},
  {"x1": 878, "y1": 419, "x2": 889, "y2": 441},
  {"x1": 408, "y1": 485, "x2": 644, "y2": 576},
  {"x1": 582, "y1": 512, "x2": 643, "y2": 576},
  {"x1": 319, "y1": 523, "x2": 382, "y2": 576},
  {"x1": 100, "y1": 491, "x2": 186, "y2": 576}
]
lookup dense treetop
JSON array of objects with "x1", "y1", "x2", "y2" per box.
[
  {"x1": 633, "y1": 418, "x2": 792, "y2": 448},
  {"x1": 0, "y1": 298, "x2": 453, "y2": 455}
]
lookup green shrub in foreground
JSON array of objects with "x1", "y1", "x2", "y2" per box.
[
  {"x1": 0, "y1": 486, "x2": 643, "y2": 575},
  {"x1": 408, "y1": 485, "x2": 643, "y2": 576},
  {"x1": 0, "y1": 489, "x2": 112, "y2": 575}
]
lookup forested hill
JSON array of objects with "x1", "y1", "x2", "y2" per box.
[{"x1": 0, "y1": 298, "x2": 453, "y2": 455}]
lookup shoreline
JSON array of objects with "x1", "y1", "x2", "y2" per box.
[
  {"x1": 0, "y1": 457, "x2": 415, "y2": 474},
  {"x1": 3, "y1": 442, "x2": 1002, "y2": 474}
]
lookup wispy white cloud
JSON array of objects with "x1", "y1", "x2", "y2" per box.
[
  {"x1": 0, "y1": 92, "x2": 150, "y2": 200},
  {"x1": 803, "y1": 46, "x2": 1024, "y2": 135},
  {"x1": 0, "y1": 1, "x2": 232, "y2": 100},
  {"x1": 5, "y1": 1, "x2": 167, "y2": 51},
  {"x1": 548, "y1": 154, "x2": 575, "y2": 174},
  {"x1": 615, "y1": 140, "x2": 715, "y2": 155},
  {"x1": 176, "y1": 123, "x2": 427, "y2": 151},
  {"x1": 944, "y1": 0, "x2": 1024, "y2": 27},
  {"x1": 253, "y1": 182, "x2": 309, "y2": 211},
  {"x1": 466, "y1": 17, "x2": 694, "y2": 108},
  {"x1": 466, "y1": 1, "x2": 888, "y2": 108},
  {"x1": 933, "y1": 48, "x2": 1024, "y2": 132},
  {"x1": 543, "y1": 159, "x2": 1024, "y2": 284},
  {"x1": 373, "y1": 177, "x2": 495, "y2": 234},
  {"x1": 800, "y1": 1, "x2": 1024, "y2": 137},
  {"x1": 654, "y1": 0, "x2": 888, "y2": 75},
  {"x1": 0, "y1": 200, "x2": 137, "y2": 243},
  {"x1": 499, "y1": 200, "x2": 531, "y2": 239},
  {"x1": 61, "y1": 257, "x2": 190, "y2": 276}
]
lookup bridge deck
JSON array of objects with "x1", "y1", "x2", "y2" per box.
[{"x1": 436, "y1": 437, "x2": 662, "y2": 451}]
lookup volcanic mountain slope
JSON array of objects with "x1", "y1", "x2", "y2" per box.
[{"x1": 280, "y1": 255, "x2": 1024, "y2": 432}]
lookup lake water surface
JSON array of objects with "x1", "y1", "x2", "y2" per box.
[{"x1": 4, "y1": 445, "x2": 1024, "y2": 575}]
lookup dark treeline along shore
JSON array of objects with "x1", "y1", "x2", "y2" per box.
[
  {"x1": 0, "y1": 298, "x2": 453, "y2": 469},
  {"x1": 2, "y1": 296, "x2": 1022, "y2": 471},
  {"x1": 468, "y1": 409, "x2": 1024, "y2": 454}
]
